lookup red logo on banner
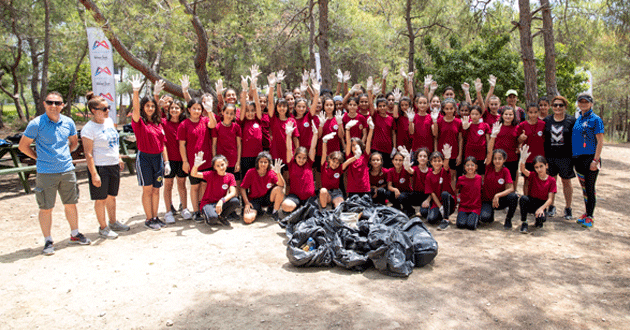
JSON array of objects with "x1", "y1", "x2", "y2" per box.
[
  {"x1": 92, "y1": 40, "x2": 110, "y2": 50},
  {"x1": 99, "y1": 93, "x2": 114, "y2": 102},
  {"x1": 95, "y1": 67, "x2": 112, "y2": 76}
]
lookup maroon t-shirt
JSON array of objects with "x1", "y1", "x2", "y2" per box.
[
  {"x1": 132, "y1": 118, "x2": 165, "y2": 155},
  {"x1": 241, "y1": 118, "x2": 263, "y2": 158},
  {"x1": 396, "y1": 115, "x2": 412, "y2": 150},
  {"x1": 346, "y1": 153, "x2": 370, "y2": 193},
  {"x1": 482, "y1": 111, "x2": 501, "y2": 127},
  {"x1": 294, "y1": 113, "x2": 317, "y2": 151},
  {"x1": 425, "y1": 167, "x2": 454, "y2": 208},
  {"x1": 411, "y1": 113, "x2": 434, "y2": 152},
  {"x1": 288, "y1": 159, "x2": 315, "y2": 200},
  {"x1": 494, "y1": 125, "x2": 519, "y2": 162},
  {"x1": 372, "y1": 113, "x2": 396, "y2": 153},
  {"x1": 321, "y1": 118, "x2": 342, "y2": 154},
  {"x1": 457, "y1": 174, "x2": 482, "y2": 214},
  {"x1": 482, "y1": 166, "x2": 513, "y2": 201},
  {"x1": 240, "y1": 168, "x2": 278, "y2": 200},
  {"x1": 200, "y1": 171, "x2": 236, "y2": 207},
  {"x1": 177, "y1": 116, "x2": 212, "y2": 171},
  {"x1": 437, "y1": 117, "x2": 462, "y2": 160},
  {"x1": 412, "y1": 165, "x2": 429, "y2": 193},
  {"x1": 388, "y1": 167, "x2": 412, "y2": 192},
  {"x1": 321, "y1": 162, "x2": 343, "y2": 190},
  {"x1": 261, "y1": 113, "x2": 270, "y2": 150},
  {"x1": 528, "y1": 174, "x2": 557, "y2": 200},
  {"x1": 370, "y1": 168, "x2": 389, "y2": 188},
  {"x1": 212, "y1": 121, "x2": 242, "y2": 167},
  {"x1": 517, "y1": 120, "x2": 546, "y2": 162},
  {"x1": 464, "y1": 122, "x2": 490, "y2": 160},
  {"x1": 270, "y1": 116, "x2": 299, "y2": 163},
  {"x1": 162, "y1": 119, "x2": 182, "y2": 161},
  {"x1": 342, "y1": 113, "x2": 367, "y2": 141}
]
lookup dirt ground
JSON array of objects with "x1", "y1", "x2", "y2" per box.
[{"x1": 1, "y1": 144, "x2": 629, "y2": 330}]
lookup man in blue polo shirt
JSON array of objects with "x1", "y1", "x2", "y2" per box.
[{"x1": 19, "y1": 92, "x2": 91, "y2": 255}]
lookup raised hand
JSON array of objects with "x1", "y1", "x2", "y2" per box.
[
  {"x1": 343, "y1": 71, "x2": 351, "y2": 83},
  {"x1": 392, "y1": 88, "x2": 402, "y2": 102},
  {"x1": 382, "y1": 67, "x2": 389, "y2": 79},
  {"x1": 430, "y1": 80, "x2": 438, "y2": 93},
  {"x1": 322, "y1": 132, "x2": 336, "y2": 143},
  {"x1": 240, "y1": 75, "x2": 249, "y2": 91},
  {"x1": 215, "y1": 79, "x2": 225, "y2": 95},
  {"x1": 273, "y1": 158, "x2": 285, "y2": 174},
  {"x1": 153, "y1": 79, "x2": 165, "y2": 95},
  {"x1": 407, "y1": 71, "x2": 414, "y2": 82},
  {"x1": 474, "y1": 78, "x2": 483, "y2": 92},
  {"x1": 202, "y1": 97, "x2": 213, "y2": 113},
  {"x1": 398, "y1": 145, "x2": 410, "y2": 158},
  {"x1": 442, "y1": 143, "x2": 452, "y2": 160},
  {"x1": 129, "y1": 75, "x2": 143, "y2": 92},
  {"x1": 491, "y1": 121, "x2": 501, "y2": 138},
  {"x1": 285, "y1": 121, "x2": 295, "y2": 136},
  {"x1": 367, "y1": 116, "x2": 374, "y2": 130},
  {"x1": 400, "y1": 68, "x2": 408, "y2": 80},
  {"x1": 372, "y1": 83, "x2": 382, "y2": 96},
  {"x1": 424, "y1": 75, "x2": 433, "y2": 88},
  {"x1": 276, "y1": 70, "x2": 286, "y2": 83},
  {"x1": 345, "y1": 119, "x2": 358, "y2": 130},
  {"x1": 180, "y1": 75, "x2": 190, "y2": 92},
  {"x1": 311, "y1": 81, "x2": 321, "y2": 94},
  {"x1": 353, "y1": 144, "x2": 362, "y2": 159},
  {"x1": 301, "y1": 70, "x2": 309, "y2": 84},
  {"x1": 403, "y1": 154, "x2": 412, "y2": 171},
  {"x1": 267, "y1": 72, "x2": 276, "y2": 86},
  {"x1": 310, "y1": 69, "x2": 317, "y2": 82},
  {"x1": 488, "y1": 74, "x2": 497, "y2": 87},
  {"x1": 350, "y1": 84, "x2": 362, "y2": 94},
  {"x1": 317, "y1": 112, "x2": 326, "y2": 127},
  {"x1": 193, "y1": 151, "x2": 206, "y2": 168},
  {"x1": 462, "y1": 116, "x2": 471, "y2": 130},
  {"x1": 249, "y1": 64, "x2": 260, "y2": 81},
  {"x1": 519, "y1": 145, "x2": 531, "y2": 164},
  {"x1": 406, "y1": 109, "x2": 415, "y2": 121},
  {"x1": 311, "y1": 120, "x2": 318, "y2": 134},
  {"x1": 335, "y1": 110, "x2": 343, "y2": 126},
  {"x1": 336, "y1": 69, "x2": 343, "y2": 83},
  {"x1": 300, "y1": 81, "x2": 308, "y2": 95},
  {"x1": 461, "y1": 82, "x2": 470, "y2": 93},
  {"x1": 366, "y1": 76, "x2": 373, "y2": 91},
  {"x1": 431, "y1": 108, "x2": 440, "y2": 122}
]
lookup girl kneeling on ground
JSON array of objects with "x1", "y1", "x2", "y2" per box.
[
  {"x1": 281, "y1": 121, "x2": 318, "y2": 213},
  {"x1": 455, "y1": 157, "x2": 483, "y2": 230},
  {"x1": 191, "y1": 153, "x2": 240, "y2": 227},
  {"x1": 240, "y1": 152, "x2": 285, "y2": 223},
  {"x1": 518, "y1": 146, "x2": 557, "y2": 233},
  {"x1": 425, "y1": 145, "x2": 456, "y2": 230},
  {"x1": 480, "y1": 149, "x2": 518, "y2": 228}
]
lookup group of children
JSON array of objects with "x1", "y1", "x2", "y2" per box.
[{"x1": 128, "y1": 65, "x2": 566, "y2": 233}]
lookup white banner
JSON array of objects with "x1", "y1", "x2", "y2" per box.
[{"x1": 86, "y1": 27, "x2": 117, "y2": 123}]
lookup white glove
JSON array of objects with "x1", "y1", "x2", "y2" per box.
[
  {"x1": 392, "y1": 88, "x2": 402, "y2": 102},
  {"x1": 153, "y1": 79, "x2": 165, "y2": 95},
  {"x1": 519, "y1": 145, "x2": 531, "y2": 164},
  {"x1": 462, "y1": 116, "x2": 471, "y2": 130},
  {"x1": 353, "y1": 144, "x2": 362, "y2": 159},
  {"x1": 390, "y1": 147, "x2": 397, "y2": 158},
  {"x1": 129, "y1": 75, "x2": 143, "y2": 92},
  {"x1": 276, "y1": 70, "x2": 286, "y2": 83},
  {"x1": 406, "y1": 109, "x2": 415, "y2": 121},
  {"x1": 382, "y1": 67, "x2": 389, "y2": 79},
  {"x1": 310, "y1": 69, "x2": 317, "y2": 82},
  {"x1": 240, "y1": 75, "x2": 249, "y2": 91},
  {"x1": 461, "y1": 82, "x2": 470, "y2": 93},
  {"x1": 267, "y1": 72, "x2": 277, "y2": 86},
  {"x1": 301, "y1": 70, "x2": 309, "y2": 84},
  {"x1": 430, "y1": 80, "x2": 438, "y2": 93},
  {"x1": 249, "y1": 64, "x2": 260, "y2": 81},
  {"x1": 285, "y1": 121, "x2": 295, "y2": 136},
  {"x1": 431, "y1": 108, "x2": 440, "y2": 123},
  {"x1": 442, "y1": 143, "x2": 452, "y2": 160},
  {"x1": 403, "y1": 155, "x2": 412, "y2": 171},
  {"x1": 367, "y1": 117, "x2": 374, "y2": 130},
  {"x1": 273, "y1": 158, "x2": 285, "y2": 174},
  {"x1": 350, "y1": 84, "x2": 362, "y2": 94},
  {"x1": 164, "y1": 162, "x2": 171, "y2": 176},
  {"x1": 488, "y1": 74, "x2": 497, "y2": 87},
  {"x1": 400, "y1": 68, "x2": 408, "y2": 80},
  {"x1": 397, "y1": 145, "x2": 411, "y2": 158},
  {"x1": 180, "y1": 75, "x2": 190, "y2": 92},
  {"x1": 366, "y1": 76, "x2": 373, "y2": 91},
  {"x1": 439, "y1": 206, "x2": 445, "y2": 218},
  {"x1": 491, "y1": 122, "x2": 501, "y2": 138},
  {"x1": 203, "y1": 97, "x2": 213, "y2": 113},
  {"x1": 474, "y1": 78, "x2": 483, "y2": 92},
  {"x1": 317, "y1": 112, "x2": 326, "y2": 127},
  {"x1": 193, "y1": 151, "x2": 206, "y2": 168},
  {"x1": 407, "y1": 71, "x2": 414, "y2": 83},
  {"x1": 343, "y1": 71, "x2": 351, "y2": 83},
  {"x1": 311, "y1": 120, "x2": 318, "y2": 134},
  {"x1": 300, "y1": 81, "x2": 308, "y2": 95},
  {"x1": 424, "y1": 75, "x2": 433, "y2": 88},
  {"x1": 345, "y1": 119, "x2": 358, "y2": 130},
  {"x1": 372, "y1": 83, "x2": 381, "y2": 96},
  {"x1": 312, "y1": 81, "x2": 321, "y2": 94},
  {"x1": 336, "y1": 69, "x2": 343, "y2": 83},
  {"x1": 215, "y1": 79, "x2": 225, "y2": 95},
  {"x1": 334, "y1": 110, "x2": 343, "y2": 126},
  {"x1": 322, "y1": 132, "x2": 336, "y2": 143}
]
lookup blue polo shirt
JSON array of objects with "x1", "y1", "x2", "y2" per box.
[
  {"x1": 572, "y1": 109, "x2": 604, "y2": 157},
  {"x1": 23, "y1": 113, "x2": 77, "y2": 174}
]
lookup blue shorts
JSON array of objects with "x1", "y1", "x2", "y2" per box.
[{"x1": 136, "y1": 151, "x2": 164, "y2": 188}]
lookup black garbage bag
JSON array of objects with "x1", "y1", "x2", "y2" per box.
[
  {"x1": 367, "y1": 224, "x2": 415, "y2": 277},
  {"x1": 331, "y1": 226, "x2": 370, "y2": 270},
  {"x1": 286, "y1": 221, "x2": 334, "y2": 267},
  {"x1": 280, "y1": 196, "x2": 319, "y2": 234},
  {"x1": 402, "y1": 218, "x2": 439, "y2": 267}
]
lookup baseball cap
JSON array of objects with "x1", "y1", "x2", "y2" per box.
[
  {"x1": 333, "y1": 95, "x2": 343, "y2": 102},
  {"x1": 505, "y1": 89, "x2": 518, "y2": 97},
  {"x1": 577, "y1": 94, "x2": 593, "y2": 103}
]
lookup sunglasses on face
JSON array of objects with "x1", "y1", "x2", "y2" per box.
[
  {"x1": 45, "y1": 100, "x2": 63, "y2": 106},
  {"x1": 552, "y1": 103, "x2": 565, "y2": 108},
  {"x1": 578, "y1": 100, "x2": 591, "y2": 103},
  {"x1": 94, "y1": 106, "x2": 111, "y2": 111}
]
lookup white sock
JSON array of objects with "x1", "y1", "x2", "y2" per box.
[
  {"x1": 45, "y1": 236, "x2": 53, "y2": 243},
  {"x1": 71, "y1": 229, "x2": 79, "y2": 237}
]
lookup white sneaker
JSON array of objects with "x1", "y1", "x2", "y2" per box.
[
  {"x1": 164, "y1": 211, "x2": 176, "y2": 224},
  {"x1": 99, "y1": 226, "x2": 119, "y2": 239},
  {"x1": 181, "y1": 208, "x2": 192, "y2": 220}
]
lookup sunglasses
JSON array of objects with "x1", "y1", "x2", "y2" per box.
[
  {"x1": 45, "y1": 100, "x2": 63, "y2": 106},
  {"x1": 94, "y1": 106, "x2": 111, "y2": 111},
  {"x1": 552, "y1": 103, "x2": 565, "y2": 108},
  {"x1": 578, "y1": 99, "x2": 591, "y2": 103}
]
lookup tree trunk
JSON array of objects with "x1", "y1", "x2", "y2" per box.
[
  {"x1": 308, "y1": 0, "x2": 315, "y2": 70},
  {"x1": 518, "y1": 0, "x2": 538, "y2": 105},
  {"x1": 406, "y1": 0, "x2": 415, "y2": 73},
  {"x1": 626, "y1": 95, "x2": 629, "y2": 142},
  {"x1": 40, "y1": 0, "x2": 51, "y2": 103},
  {"x1": 63, "y1": 46, "x2": 89, "y2": 116},
  {"x1": 318, "y1": 0, "x2": 332, "y2": 89},
  {"x1": 540, "y1": 0, "x2": 559, "y2": 98},
  {"x1": 20, "y1": 81, "x2": 29, "y2": 121},
  {"x1": 28, "y1": 38, "x2": 45, "y2": 116}
]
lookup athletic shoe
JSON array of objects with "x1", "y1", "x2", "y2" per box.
[
  {"x1": 576, "y1": 213, "x2": 588, "y2": 224},
  {"x1": 69, "y1": 233, "x2": 91, "y2": 245},
  {"x1": 218, "y1": 216, "x2": 231, "y2": 227},
  {"x1": 193, "y1": 211, "x2": 204, "y2": 223},
  {"x1": 271, "y1": 211, "x2": 280, "y2": 222},
  {"x1": 181, "y1": 208, "x2": 192, "y2": 220},
  {"x1": 109, "y1": 221, "x2": 130, "y2": 232},
  {"x1": 437, "y1": 219, "x2": 450, "y2": 231},
  {"x1": 504, "y1": 219, "x2": 512, "y2": 229},
  {"x1": 42, "y1": 241, "x2": 54, "y2": 255},
  {"x1": 154, "y1": 217, "x2": 166, "y2": 228},
  {"x1": 582, "y1": 217, "x2": 593, "y2": 228},
  {"x1": 164, "y1": 211, "x2": 176, "y2": 224},
  {"x1": 547, "y1": 205, "x2": 556, "y2": 217},
  {"x1": 564, "y1": 207, "x2": 573, "y2": 220},
  {"x1": 144, "y1": 219, "x2": 161, "y2": 231},
  {"x1": 535, "y1": 217, "x2": 544, "y2": 228},
  {"x1": 520, "y1": 222, "x2": 528, "y2": 234},
  {"x1": 170, "y1": 204, "x2": 178, "y2": 215},
  {"x1": 99, "y1": 226, "x2": 119, "y2": 239}
]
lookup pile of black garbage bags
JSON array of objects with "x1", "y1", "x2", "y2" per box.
[{"x1": 279, "y1": 194, "x2": 438, "y2": 277}]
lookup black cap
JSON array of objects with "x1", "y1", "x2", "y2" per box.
[{"x1": 577, "y1": 94, "x2": 593, "y2": 103}]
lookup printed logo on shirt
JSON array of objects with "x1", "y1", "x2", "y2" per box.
[
  {"x1": 304, "y1": 122, "x2": 310, "y2": 128},
  {"x1": 551, "y1": 124, "x2": 564, "y2": 146},
  {"x1": 334, "y1": 173, "x2": 340, "y2": 179},
  {"x1": 439, "y1": 177, "x2": 443, "y2": 184},
  {"x1": 333, "y1": 124, "x2": 339, "y2": 130},
  {"x1": 378, "y1": 179, "x2": 384, "y2": 185},
  {"x1": 399, "y1": 178, "x2": 406, "y2": 184},
  {"x1": 221, "y1": 184, "x2": 228, "y2": 190},
  {"x1": 359, "y1": 124, "x2": 364, "y2": 129},
  {"x1": 266, "y1": 183, "x2": 273, "y2": 189},
  {"x1": 253, "y1": 123, "x2": 260, "y2": 129},
  {"x1": 537, "y1": 131, "x2": 543, "y2": 137},
  {"x1": 498, "y1": 178, "x2": 505, "y2": 185},
  {"x1": 477, "y1": 129, "x2": 484, "y2": 135}
]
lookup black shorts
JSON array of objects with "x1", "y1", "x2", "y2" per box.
[
  {"x1": 476, "y1": 159, "x2": 486, "y2": 176},
  {"x1": 547, "y1": 157, "x2": 575, "y2": 179},
  {"x1": 250, "y1": 189, "x2": 273, "y2": 213},
  {"x1": 522, "y1": 162, "x2": 534, "y2": 178},
  {"x1": 284, "y1": 194, "x2": 308, "y2": 208},
  {"x1": 164, "y1": 160, "x2": 187, "y2": 179},
  {"x1": 504, "y1": 161, "x2": 518, "y2": 182},
  {"x1": 189, "y1": 168, "x2": 209, "y2": 185},
  {"x1": 240, "y1": 157, "x2": 256, "y2": 177},
  {"x1": 227, "y1": 166, "x2": 241, "y2": 181},
  {"x1": 88, "y1": 165, "x2": 121, "y2": 200},
  {"x1": 313, "y1": 156, "x2": 322, "y2": 172},
  {"x1": 448, "y1": 158, "x2": 458, "y2": 170},
  {"x1": 321, "y1": 188, "x2": 343, "y2": 200}
]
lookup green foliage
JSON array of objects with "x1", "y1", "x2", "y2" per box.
[{"x1": 47, "y1": 61, "x2": 92, "y2": 102}]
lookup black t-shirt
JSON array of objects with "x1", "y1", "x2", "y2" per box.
[{"x1": 544, "y1": 114, "x2": 576, "y2": 158}]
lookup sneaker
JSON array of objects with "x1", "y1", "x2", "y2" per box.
[
  {"x1": 170, "y1": 204, "x2": 178, "y2": 215},
  {"x1": 271, "y1": 211, "x2": 280, "y2": 222},
  {"x1": 576, "y1": 213, "x2": 587, "y2": 224},
  {"x1": 218, "y1": 215, "x2": 231, "y2": 226},
  {"x1": 582, "y1": 216, "x2": 593, "y2": 228},
  {"x1": 547, "y1": 205, "x2": 556, "y2": 217},
  {"x1": 564, "y1": 207, "x2": 573, "y2": 220},
  {"x1": 520, "y1": 222, "x2": 528, "y2": 234},
  {"x1": 99, "y1": 226, "x2": 119, "y2": 239},
  {"x1": 535, "y1": 217, "x2": 544, "y2": 228},
  {"x1": 42, "y1": 241, "x2": 54, "y2": 255},
  {"x1": 154, "y1": 217, "x2": 166, "y2": 227},
  {"x1": 164, "y1": 211, "x2": 176, "y2": 224},
  {"x1": 69, "y1": 233, "x2": 91, "y2": 245},
  {"x1": 144, "y1": 219, "x2": 161, "y2": 231},
  {"x1": 437, "y1": 219, "x2": 450, "y2": 231},
  {"x1": 109, "y1": 221, "x2": 130, "y2": 232},
  {"x1": 178, "y1": 203, "x2": 183, "y2": 212},
  {"x1": 181, "y1": 208, "x2": 192, "y2": 220},
  {"x1": 193, "y1": 211, "x2": 204, "y2": 223},
  {"x1": 503, "y1": 219, "x2": 512, "y2": 229}
]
